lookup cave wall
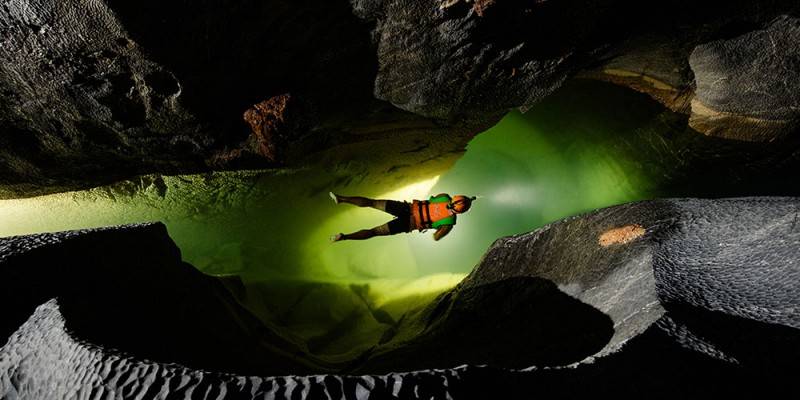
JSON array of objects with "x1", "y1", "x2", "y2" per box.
[
  {"x1": 357, "y1": 197, "x2": 800, "y2": 394},
  {"x1": 0, "y1": 223, "x2": 326, "y2": 376},
  {"x1": 2, "y1": 0, "x2": 800, "y2": 199},
  {"x1": 2, "y1": 198, "x2": 798, "y2": 398},
  {"x1": 0, "y1": 0, "x2": 498, "y2": 199},
  {"x1": 0, "y1": 0, "x2": 209, "y2": 194}
]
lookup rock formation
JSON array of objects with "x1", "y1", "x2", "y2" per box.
[
  {"x1": 2, "y1": 1, "x2": 800, "y2": 397},
  {"x1": 3, "y1": 0, "x2": 800, "y2": 198},
  {"x1": 689, "y1": 15, "x2": 800, "y2": 141},
  {"x1": 0, "y1": 0, "x2": 497, "y2": 199},
  {"x1": 2, "y1": 198, "x2": 798, "y2": 398},
  {"x1": 0, "y1": 223, "x2": 324, "y2": 377}
]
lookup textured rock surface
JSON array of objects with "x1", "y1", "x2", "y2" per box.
[
  {"x1": 574, "y1": 7, "x2": 800, "y2": 141},
  {"x1": 0, "y1": 223, "x2": 324, "y2": 376},
  {"x1": 0, "y1": 0, "x2": 222, "y2": 190},
  {"x1": 355, "y1": 0, "x2": 800, "y2": 126},
  {"x1": 466, "y1": 197, "x2": 800, "y2": 345},
  {"x1": 352, "y1": 0, "x2": 618, "y2": 119},
  {"x1": 578, "y1": 37, "x2": 696, "y2": 113},
  {"x1": 0, "y1": 0, "x2": 496, "y2": 199},
  {"x1": 4, "y1": 198, "x2": 797, "y2": 398},
  {"x1": 2, "y1": 0, "x2": 800, "y2": 196},
  {"x1": 359, "y1": 198, "x2": 800, "y2": 387},
  {"x1": 689, "y1": 16, "x2": 800, "y2": 141},
  {"x1": 239, "y1": 94, "x2": 304, "y2": 164},
  {"x1": 1, "y1": 299, "x2": 466, "y2": 400}
]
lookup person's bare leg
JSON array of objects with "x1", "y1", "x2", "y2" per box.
[
  {"x1": 331, "y1": 194, "x2": 388, "y2": 211},
  {"x1": 334, "y1": 223, "x2": 392, "y2": 241}
]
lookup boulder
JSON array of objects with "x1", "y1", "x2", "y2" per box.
[
  {"x1": 689, "y1": 16, "x2": 800, "y2": 141},
  {"x1": 360, "y1": 197, "x2": 800, "y2": 395},
  {"x1": 352, "y1": 0, "x2": 621, "y2": 119},
  {"x1": 0, "y1": 223, "x2": 324, "y2": 376}
]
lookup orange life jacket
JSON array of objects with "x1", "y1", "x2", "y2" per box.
[{"x1": 411, "y1": 196, "x2": 456, "y2": 231}]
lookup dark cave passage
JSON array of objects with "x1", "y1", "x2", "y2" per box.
[{"x1": 1, "y1": 80, "x2": 799, "y2": 365}]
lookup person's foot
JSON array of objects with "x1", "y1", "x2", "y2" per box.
[
  {"x1": 330, "y1": 233, "x2": 344, "y2": 242},
  {"x1": 329, "y1": 192, "x2": 339, "y2": 204}
]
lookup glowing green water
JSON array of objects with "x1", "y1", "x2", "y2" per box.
[
  {"x1": 406, "y1": 109, "x2": 655, "y2": 275},
  {"x1": 0, "y1": 85, "x2": 660, "y2": 278},
  {"x1": 8, "y1": 80, "x2": 777, "y2": 356}
]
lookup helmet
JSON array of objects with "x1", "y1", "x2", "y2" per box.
[{"x1": 450, "y1": 195, "x2": 476, "y2": 213}]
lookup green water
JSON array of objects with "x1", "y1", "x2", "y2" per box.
[
  {"x1": 406, "y1": 106, "x2": 655, "y2": 276},
  {"x1": 317, "y1": 82, "x2": 670, "y2": 280},
  {"x1": 4, "y1": 80, "x2": 794, "y2": 357}
]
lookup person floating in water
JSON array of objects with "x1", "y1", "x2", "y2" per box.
[{"x1": 329, "y1": 192, "x2": 476, "y2": 242}]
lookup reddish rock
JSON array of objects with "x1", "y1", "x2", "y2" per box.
[
  {"x1": 473, "y1": 0, "x2": 495, "y2": 16},
  {"x1": 242, "y1": 94, "x2": 295, "y2": 163}
]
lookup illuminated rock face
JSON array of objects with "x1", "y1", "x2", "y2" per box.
[
  {"x1": 359, "y1": 197, "x2": 800, "y2": 377},
  {"x1": 1, "y1": 198, "x2": 798, "y2": 398},
  {"x1": 584, "y1": 13, "x2": 800, "y2": 142},
  {"x1": 689, "y1": 16, "x2": 800, "y2": 141},
  {"x1": 0, "y1": 223, "x2": 319, "y2": 377},
  {"x1": 0, "y1": 300, "x2": 463, "y2": 400}
]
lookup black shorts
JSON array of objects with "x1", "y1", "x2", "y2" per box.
[{"x1": 385, "y1": 200, "x2": 412, "y2": 234}]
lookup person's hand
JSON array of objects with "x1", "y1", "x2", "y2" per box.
[{"x1": 433, "y1": 225, "x2": 452, "y2": 241}]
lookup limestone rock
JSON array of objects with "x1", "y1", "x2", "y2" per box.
[
  {"x1": 1, "y1": 0, "x2": 488, "y2": 198},
  {"x1": 3, "y1": 0, "x2": 800, "y2": 197},
  {"x1": 359, "y1": 197, "x2": 800, "y2": 395},
  {"x1": 354, "y1": 0, "x2": 604, "y2": 119},
  {"x1": 2, "y1": 298, "x2": 467, "y2": 399},
  {"x1": 0, "y1": 0, "x2": 210, "y2": 195},
  {"x1": 579, "y1": 37, "x2": 696, "y2": 113},
  {"x1": 689, "y1": 16, "x2": 800, "y2": 141},
  {"x1": 1, "y1": 198, "x2": 799, "y2": 398},
  {"x1": 0, "y1": 223, "x2": 320, "y2": 376},
  {"x1": 242, "y1": 94, "x2": 298, "y2": 163},
  {"x1": 210, "y1": 94, "x2": 311, "y2": 167}
]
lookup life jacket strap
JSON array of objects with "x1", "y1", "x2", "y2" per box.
[{"x1": 418, "y1": 200, "x2": 432, "y2": 228}]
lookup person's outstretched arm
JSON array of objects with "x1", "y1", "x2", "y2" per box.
[{"x1": 433, "y1": 225, "x2": 453, "y2": 241}]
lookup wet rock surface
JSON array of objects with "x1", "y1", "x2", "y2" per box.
[{"x1": 2, "y1": 198, "x2": 799, "y2": 398}]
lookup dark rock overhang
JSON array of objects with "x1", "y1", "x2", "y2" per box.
[{"x1": 2, "y1": 0, "x2": 800, "y2": 198}]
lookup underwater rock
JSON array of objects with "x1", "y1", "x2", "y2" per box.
[
  {"x1": 2, "y1": 198, "x2": 798, "y2": 398},
  {"x1": 689, "y1": 16, "x2": 800, "y2": 141}
]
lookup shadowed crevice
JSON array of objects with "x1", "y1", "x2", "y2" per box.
[{"x1": 358, "y1": 276, "x2": 615, "y2": 373}]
